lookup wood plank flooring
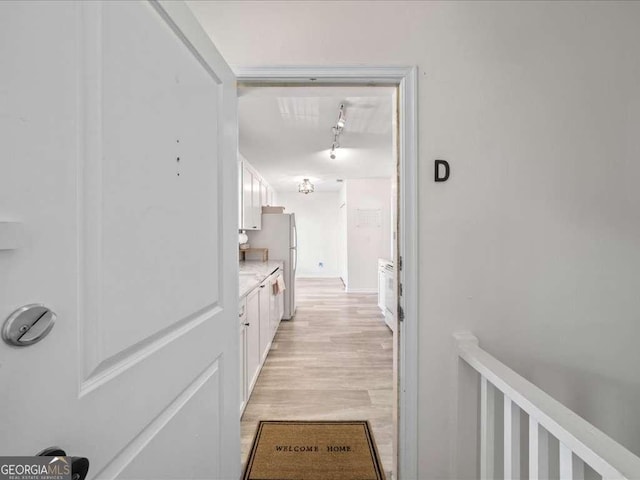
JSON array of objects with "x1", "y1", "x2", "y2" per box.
[{"x1": 241, "y1": 277, "x2": 394, "y2": 475}]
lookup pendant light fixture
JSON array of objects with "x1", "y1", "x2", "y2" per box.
[{"x1": 298, "y1": 178, "x2": 314, "y2": 194}]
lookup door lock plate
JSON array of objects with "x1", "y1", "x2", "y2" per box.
[{"x1": 2, "y1": 304, "x2": 56, "y2": 347}]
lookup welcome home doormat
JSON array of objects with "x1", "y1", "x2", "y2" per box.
[{"x1": 243, "y1": 420, "x2": 385, "y2": 480}]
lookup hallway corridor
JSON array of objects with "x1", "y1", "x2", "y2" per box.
[{"x1": 241, "y1": 277, "x2": 394, "y2": 473}]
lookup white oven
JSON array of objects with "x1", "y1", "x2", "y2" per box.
[{"x1": 382, "y1": 262, "x2": 395, "y2": 331}]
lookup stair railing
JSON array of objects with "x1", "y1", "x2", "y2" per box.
[{"x1": 455, "y1": 332, "x2": 640, "y2": 480}]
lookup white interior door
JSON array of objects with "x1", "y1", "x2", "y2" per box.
[{"x1": 0, "y1": 1, "x2": 240, "y2": 479}]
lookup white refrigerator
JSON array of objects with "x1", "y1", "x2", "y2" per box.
[{"x1": 247, "y1": 213, "x2": 297, "y2": 319}]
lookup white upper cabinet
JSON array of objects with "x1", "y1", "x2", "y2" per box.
[
  {"x1": 241, "y1": 163, "x2": 254, "y2": 230},
  {"x1": 245, "y1": 289, "x2": 261, "y2": 393},
  {"x1": 238, "y1": 154, "x2": 275, "y2": 230},
  {"x1": 238, "y1": 159, "x2": 243, "y2": 228},
  {"x1": 251, "y1": 174, "x2": 261, "y2": 230},
  {"x1": 260, "y1": 181, "x2": 268, "y2": 208}
]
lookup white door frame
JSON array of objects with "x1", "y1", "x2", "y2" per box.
[{"x1": 235, "y1": 66, "x2": 419, "y2": 479}]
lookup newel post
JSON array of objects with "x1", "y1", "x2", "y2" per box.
[{"x1": 452, "y1": 332, "x2": 481, "y2": 479}]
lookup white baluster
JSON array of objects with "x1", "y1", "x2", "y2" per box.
[
  {"x1": 505, "y1": 396, "x2": 513, "y2": 480},
  {"x1": 560, "y1": 442, "x2": 573, "y2": 479},
  {"x1": 505, "y1": 397, "x2": 521, "y2": 479},
  {"x1": 530, "y1": 417, "x2": 539, "y2": 480},
  {"x1": 481, "y1": 376, "x2": 495, "y2": 480}
]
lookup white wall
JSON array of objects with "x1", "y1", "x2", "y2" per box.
[
  {"x1": 188, "y1": 1, "x2": 640, "y2": 476},
  {"x1": 278, "y1": 192, "x2": 340, "y2": 278},
  {"x1": 344, "y1": 178, "x2": 392, "y2": 292}
]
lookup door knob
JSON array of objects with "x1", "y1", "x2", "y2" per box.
[{"x1": 37, "y1": 447, "x2": 89, "y2": 480}]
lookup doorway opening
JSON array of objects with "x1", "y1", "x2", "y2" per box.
[{"x1": 236, "y1": 67, "x2": 418, "y2": 480}]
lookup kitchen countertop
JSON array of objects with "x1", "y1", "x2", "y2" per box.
[{"x1": 239, "y1": 260, "x2": 284, "y2": 299}]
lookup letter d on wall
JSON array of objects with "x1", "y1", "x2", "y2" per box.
[{"x1": 434, "y1": 160, "x2": 450, "y2": 182}]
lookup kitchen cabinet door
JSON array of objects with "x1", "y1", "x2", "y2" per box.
[
  {"x1": 239, "y1": 298, "x2": 247, "y2": 413},
  {"x1": 238, "y1": 159, "x2": 243, "y2": 229},
  {"x1": 242, "y1": 164, "x2": 253, "y2": 230},
  {"x1": 258, "y1": 281, "x2": 270, "y2": 362},
  {"x1": 251, "y1": 174, "x2": 261, "y2": 229},
  {"x1": 246, "y1": 289, "x2": 260, "y2": 392},
  {"x1": 261, "y1": 181, "x2": 267, "y2": 208},
  {"x1": 239, "y1": 323, "x2": 247, "y2": 412}
]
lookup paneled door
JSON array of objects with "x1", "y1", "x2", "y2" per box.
[{"x1": 0, "y1": 1, "x2": 240, "y2": 479}]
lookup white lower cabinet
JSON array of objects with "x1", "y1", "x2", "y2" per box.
[
  {"x1": 245, "y1": 289, "x2": 261, "y2": 397},
  {"x1": 239, "y1": 297, "x2": 248, "y2": 413},
  {"x1": 240, "y1": 268, "x2": 284, "y2": 414}
]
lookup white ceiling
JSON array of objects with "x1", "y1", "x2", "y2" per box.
[{"x1": 239, "y1": 85, "x2": 396, "y2": 193}]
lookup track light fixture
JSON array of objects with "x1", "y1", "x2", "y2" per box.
[
  {"x1": 298, "y1": 178, "x2": 314, "y2": 194},
  {"x1": 330, "y1": 131, "x2": 340, "y2": 159},
  {"x1": 330, "y1": 103, "x2": 346, "y2": 159},
  {"x1": 336, "y1": 104, "x2": 346, "y2": 129}
]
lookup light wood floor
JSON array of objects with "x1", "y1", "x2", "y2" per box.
[{"x1": 241, "y1": 277, "x2": 394, "y2": 474}]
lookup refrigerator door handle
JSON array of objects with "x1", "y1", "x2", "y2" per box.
[
  {"x1": 291, "y1": 214, "x2": 297, "y2": 274},
  {"x1": 291, "y1": 247, "x2": 297, "y2": 273},
  {"x1": 293, "y1": 224, "x2": 297, "y2": 249}
]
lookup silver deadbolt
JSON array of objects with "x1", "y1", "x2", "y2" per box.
[{"x1": 2, "y1": 304, "x2": 56, "y2": 346}]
